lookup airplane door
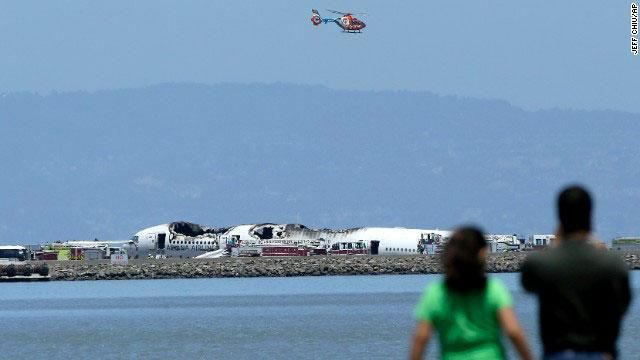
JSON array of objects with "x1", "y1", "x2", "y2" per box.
[
  {"x1": 158, "y1": 233, "x2": 166, "y2": 250},
  {"x1": 370, "y1": 240, "x2": 380, "y2": 255}
]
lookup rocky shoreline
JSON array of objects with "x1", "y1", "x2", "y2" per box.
[{"x1": 44, "y1": 252, "x2": 640, "y2": 281}]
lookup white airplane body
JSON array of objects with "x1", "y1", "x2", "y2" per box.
[
  {"x1": 131, "y1": 222, "x2": 451, "y2": 258},
  {"x1": 131, "y1": 223, "x2": 221, "y2": 259},
  {"x1": 222, "y1": 223, "x2": 451, "y2": 255}
]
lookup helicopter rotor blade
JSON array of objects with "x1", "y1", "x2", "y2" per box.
[
  {"x1": 326, "y1": 9, "x2": 347, "y2": 15},
  {"x1": 326, "y1": 9, "x2": 369, "y2": 18}
]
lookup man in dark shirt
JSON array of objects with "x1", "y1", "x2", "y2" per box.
[{"x1": 521, "y1": 185, "x2": 631, "y2": 359}]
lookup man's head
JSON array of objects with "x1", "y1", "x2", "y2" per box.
[{"x1": 557, "y1": 185, "x2": 592, "y2": 237}]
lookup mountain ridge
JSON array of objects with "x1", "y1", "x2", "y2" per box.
[{"x1": 1, "y1": 82, "x2": 638, "y2": 244}]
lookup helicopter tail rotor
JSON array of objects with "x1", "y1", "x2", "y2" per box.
[{"x1": 311, "y1": 9, "x2": 322, "y2": 26}]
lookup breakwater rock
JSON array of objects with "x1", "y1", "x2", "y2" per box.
[{"x1": 48, "y1": 252, "x2": 640, "y2": 281}]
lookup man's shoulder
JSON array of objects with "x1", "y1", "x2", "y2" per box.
[
  {"x1": 522, "y1": 246, "x2": 580, "y2": 273},
  {"x1": 594, "y1": 250, "x2": 629, "y2": 274},
  {"x1": 572, "y1": 242, "x2": 628, "y2": 272},
  {"x1": 522, "y1": 249, "x2": 552, "y2": 269},
  {"x1": 523, "y1": 244, "x2": 628, "y2": 273}
]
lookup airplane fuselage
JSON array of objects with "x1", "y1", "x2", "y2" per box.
[{"x1": 131, "y1": 222, "x2": 451, "y2": 258}]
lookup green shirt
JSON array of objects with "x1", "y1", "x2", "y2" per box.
[{"x1": 414, "y1": 278, "x2": 512, "y2": 360}]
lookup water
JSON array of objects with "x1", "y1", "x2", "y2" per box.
[{"x1": 0, "y1": 273, "x2": 638, "y2": 359}]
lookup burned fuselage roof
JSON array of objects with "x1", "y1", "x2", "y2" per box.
[
  {"x1": 245, "y1": 223, "x2": 365, "y2": 241},
  {"x1": 169, "y1": 221, "x2": 221, "y2": 237}
]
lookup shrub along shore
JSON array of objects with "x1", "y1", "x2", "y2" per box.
[
  {"x1": 0, "y1": 263, "x2": 50, "y2": 277},
  {"x1": 28, "y1": 251, "x2": 639, "y2": 281}
]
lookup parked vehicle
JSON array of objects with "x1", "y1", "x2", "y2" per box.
[{"x1": 0, "y1": 246, "x2": 28, "y2": 263}]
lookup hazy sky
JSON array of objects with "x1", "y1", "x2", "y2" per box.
[{"x1": 0, "y1": 1, "x2": 637, "y2": 112}]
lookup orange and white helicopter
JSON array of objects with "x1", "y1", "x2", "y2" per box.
[{"x1": 311, "y1": 9, "x2": 366, "y2": 33}]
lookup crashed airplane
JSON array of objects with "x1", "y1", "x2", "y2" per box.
[
  {"x1": 130, "y1": 221, "x2": 452, "y2": 259},
  {"x1": 130, "y1": 222, "x2": 226, "y2": 259}
]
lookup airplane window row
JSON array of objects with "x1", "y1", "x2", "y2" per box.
[
  {"x1": 169, "y1": 240, "x2": 215, "y2": 245},
  {"x1": 384, "y1": 247, "x2": 417, "y2": 253}
]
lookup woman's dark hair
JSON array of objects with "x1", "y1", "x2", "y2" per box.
[{"x1": 443, "y1": 226, "x2": 488, "y2": 293}]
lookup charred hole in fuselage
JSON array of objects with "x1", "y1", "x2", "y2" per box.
[
  {"x1": 253, "y1": 226, "x2": 274, "y2": 240},
  {"x1": 170, "y1": 221, "x2": 216, "y2": 237}
]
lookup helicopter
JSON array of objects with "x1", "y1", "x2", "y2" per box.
[{"x1": 311, "y1": 9, "x2": 366, "y2": 33}]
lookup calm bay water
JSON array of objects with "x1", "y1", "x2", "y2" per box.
[{"x1": 0, "y1": 273, "x2": 638, "y2": 359}]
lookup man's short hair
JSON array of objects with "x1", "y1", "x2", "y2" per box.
[{"x1": 557, "y1": 185, "x2": 592, "y2": 234}]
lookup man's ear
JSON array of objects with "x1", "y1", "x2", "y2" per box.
[
  {"x1": 479, "y1": 246, "x2": 488, "y2": 259},
  {"x1": 555, "y1": 225, "x2": 564, "y2": 240},
  {"x1": 551, "y1": 225, "x2": 564, "y2": 246}
]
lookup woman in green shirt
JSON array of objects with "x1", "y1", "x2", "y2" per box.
[{"x1": 410, "y1": 227, "x2": 533, "y2": 360}]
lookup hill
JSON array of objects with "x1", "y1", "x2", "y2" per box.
[{"x1": 1, "y1": 83, "x2": 638, "y2": 243}]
